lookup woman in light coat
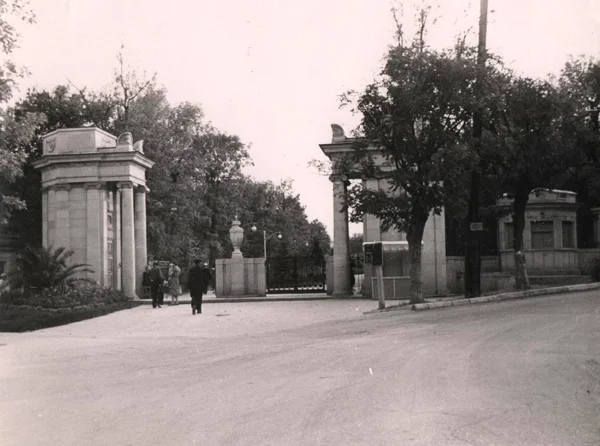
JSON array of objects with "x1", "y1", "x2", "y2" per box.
[{"x1": 168, "y1": 262, "x2": 181, "y2": 305}]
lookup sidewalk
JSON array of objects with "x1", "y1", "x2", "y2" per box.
[{"x1": 138, "y1": 290, "x2": 409, "y2": 305}]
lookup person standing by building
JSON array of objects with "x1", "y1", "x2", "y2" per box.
[
  {"x1": 142, "y1": 265, "x2": 152, "y2": 299},
  {"x1": 149, "y1": 261, "x2": 164, "y2": 308},
  {"x1": 168, "y1": 262, "x2": 181, "y2": 305},
  {"x1": 188, "y1": 259, "x2": 212, "y2": 315}
]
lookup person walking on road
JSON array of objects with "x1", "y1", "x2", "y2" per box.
[
  {"x1": 168, "y1": 262, "x2": 181, "y2": 305},
  {"x1": 188, "y1": 259, "x2": 212, "y2": 315},
  {"x1": 149, "y1": 261, "x2": 164, "y2": 308}
]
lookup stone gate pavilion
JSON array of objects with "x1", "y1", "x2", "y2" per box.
[
  {"x1": 320, "y1": 124, "x2": 447, "y2": 298},
  {"x1": 32, "y1": 128, "x2": 155, "y2": 298}
]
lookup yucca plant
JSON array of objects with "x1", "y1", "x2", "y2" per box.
[{"x1": 6, "y1": 245, "x2": 93, "y2": 291}]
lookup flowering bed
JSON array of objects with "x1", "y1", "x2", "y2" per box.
[{"x1": 0, "y1": 283, "x2": 142, "y2": 332}]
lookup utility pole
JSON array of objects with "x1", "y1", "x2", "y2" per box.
[{"x1": 465, "y1": 0, "x2": 488, "y2": 298}]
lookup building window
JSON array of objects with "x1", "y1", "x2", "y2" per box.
[
  {"x1": 107, "y1": 213, "x2": 113, "y2": 226},
  {"x1": 107, "y1": 241, "x2": 113, "y2": 254},
  {"x1": 562, "y1": 221, "x2": 574, "y2": 248},
  {"x1": 531, "y1": 220, "x2": 554, "y2": 249},
  {"x1": 504, "y1": 222, "x2": 514, "y2": 250}
]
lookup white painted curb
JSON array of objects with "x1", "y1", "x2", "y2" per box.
[{"x1": 411, "y1": 282, "x2": 600, "y2": 311}]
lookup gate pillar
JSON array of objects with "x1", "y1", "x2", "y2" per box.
[{"x1": 330, "y1": 174, "x2": 351, "y2": 297}]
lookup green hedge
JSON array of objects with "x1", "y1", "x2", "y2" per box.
[{"x1": 0, "y1": 283, "x2": 142, "y2": 333}]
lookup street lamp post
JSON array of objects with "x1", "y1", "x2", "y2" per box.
[{"x1": 251, "y1": 225, "x2": 282, "y2": 260}]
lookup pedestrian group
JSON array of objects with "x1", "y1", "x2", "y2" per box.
[{"x1": 142, "y1": 259, "x2": 212, "y2": 314}]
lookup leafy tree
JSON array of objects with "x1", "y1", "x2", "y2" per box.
[
  {"x1": 483, "y1": 76, "x2": 579, "y2": 289},
  {"x1": 0, "y1": 0, "x2": 44, "y2": 224},
  {"x1": 349, "y1": 234, "x2": 364, "y2": 255},
  {"x1": 9, "y1": 55, "x2": 330, "y2": 271},
  {"x1": 341, "y1": 38, "x2": 479, "y2": 303},
  {"x1": 558, "y1": 57, "x2": 600, "y2": 247}
]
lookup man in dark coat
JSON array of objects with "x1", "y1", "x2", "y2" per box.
[
  {"x1": 188, "y1": 259, "x2": 212, "y2": 315},
  {"x1": 149, "y1": 261, "x2": 164, "y2": 308}
]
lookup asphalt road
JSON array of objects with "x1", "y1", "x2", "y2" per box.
[{"x1": 1, "y1": 291, "x2": 599, "y2": 445}]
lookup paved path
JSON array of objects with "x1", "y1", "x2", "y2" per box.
[{"x1": 1, "y1": 291, "x2": 599, "y2": 445}]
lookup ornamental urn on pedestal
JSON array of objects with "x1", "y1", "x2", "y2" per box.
[{"x1": 229, "y1": 216, "x2": 244, "y2": 258}]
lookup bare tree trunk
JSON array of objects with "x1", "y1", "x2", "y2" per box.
[
  {"x1": 408, "y1": 238, "x2": 424, "y2": 304},
  {"x1": 407, "y1": 213, "x2": 428, "y2": 304},
  {"x1": 512, "y1": 190, "x2": 530, "y2": 290}
]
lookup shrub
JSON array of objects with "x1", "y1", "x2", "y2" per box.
[
  {"x1": 587, "y1": 256, "x2": 600, "y2": 282},
  {"x1": 0, "y1": 282, "x2": 130, "y2": 308},
  {"x1": 0, "y1": 283, "x2": 136, "y2": 332},
  {"x1": 5, "y1": 245, "x2": 93, "y2": 291}
]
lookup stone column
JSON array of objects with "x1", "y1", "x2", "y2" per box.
[
  {"x1": 54, "y1": 183, "x2": 71, "y2": 252},
  {"x1": 330, "y1": 174, "x2": 351, "y2": 296},
  {"x1": 114, "y1": 187, "x2": 122, "y2": 291},
  {"x1": 118, "y1": 182, "x2": 136, "y2": 298},
  {"x1": 42, "y1": 188, "x2": 49, "y2": 247},
  {"x1": 86, "y1": 183, "x2": 103, "y2": 284},
  {"x1": 134, "y1": 186, "x2": 148, "y2": 297},
  {"x1": 47, "y1": 186, "x2": 57, "y2": 246}
]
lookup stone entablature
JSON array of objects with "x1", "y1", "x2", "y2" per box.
[
  {"x1": 32, "y1": 128, "x2": 154, "y2": 298},
  {"x1": 43, "y1": 127, "x2": 117, "y2": 155}
]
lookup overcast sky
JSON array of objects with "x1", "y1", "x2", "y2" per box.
[{"x1": 10, "y1": 0, "x2": 600, "y2": 237}]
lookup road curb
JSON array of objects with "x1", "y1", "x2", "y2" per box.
[{"x1": 411, "y1": 282, "x2": 600, "y2": 311}]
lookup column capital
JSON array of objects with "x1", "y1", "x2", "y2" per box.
[
  {"x1": 134, "y1": 184, "x2": 150, "y2": 194},
  {"x1": 50, "y1": 183, "x2": 71, "y2": 192},
  {"x1": 117, "y1": 181, "x2": 134, "y2": 189},
  {"x1": 85, "y1": 182, "x2": 104, "y2": 190}
]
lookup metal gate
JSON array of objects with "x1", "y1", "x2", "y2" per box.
[
  {"x1": 266, "y1": 256, "x2": 326, "y2": 294},
  {"x1": 350, "y1": 253, "x2": 364, "y2": 295}
]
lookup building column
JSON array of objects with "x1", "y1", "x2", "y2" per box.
[
  {"x1": 330, "y1": 174, "x2": 351, "y2": 296},
  {"x1": 118, "y1": 181, "x2": 136, "y2": 298},
  {"x1": 42, "y1": 188, "x2": 49, "y2": 248},
  {"x1": 85, "y1": 183, "x2": 103, "y2": 284},
  {"x1": 134, "y1": 185, "x2": 148, "y2": 297},
  {"x1": 47, "y1": 186, "x2": 57, "y2": 247},
  {"x1": 54, "y1": 183, "x2": 71, "y2": 252},
  {"x1": 114, "y1": 187, "x2": 122, "y2": 291}
]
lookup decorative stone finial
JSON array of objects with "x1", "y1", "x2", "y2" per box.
[
  {"x1": 229, "y1": 216, "x2": 244, "y2": 258},
  {"x1": 331, "y1": 124, "x2": 346, "y2": 143},
  {"x1": 133, "y1": 140, "x2": 144, "y2": 153},
  {"x1": 116, "y1": 132, "x2": 133, "y2": 151}
]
